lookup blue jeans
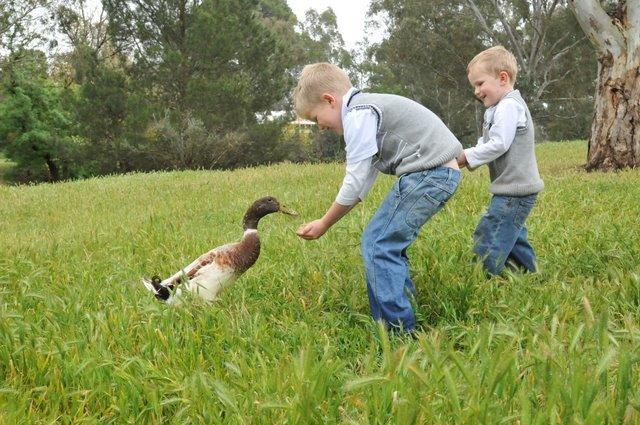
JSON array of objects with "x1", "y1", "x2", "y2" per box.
[
  {"x1": 361, "y1": 166, "x2": 461, "y2": 332},
  {"x1": 473, "y1": 194, "x2": 538, "y2": 275}
]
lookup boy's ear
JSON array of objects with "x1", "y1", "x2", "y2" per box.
[
  {"x1": 322, "y1": 93, "x2": 337, "y2": 105},
  {"x1": 498, "y1": 71, "x2": 511, "y2": 85}
]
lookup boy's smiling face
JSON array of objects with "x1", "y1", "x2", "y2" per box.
[
  {"x1": 309, "y1": 93, "x2": 344, "y2": 135},
  {"x1": 467, "y1": 64, "x2": 513, "y2": 108}
]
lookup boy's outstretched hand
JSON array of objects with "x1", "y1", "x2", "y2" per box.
[
  {"x1": 296, "y1": 202, "x2": 355, "y2": 240},
  {"x1": 297, "y1": 219, "x2": 329, "y2": 240}
]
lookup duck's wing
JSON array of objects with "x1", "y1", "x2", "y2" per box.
[
  {"x1": 188, "y1": 243, "x2": 238, "y2": 277},
  {"x1": 161, "y1": 242, "x2": 238, "y2": 286}
]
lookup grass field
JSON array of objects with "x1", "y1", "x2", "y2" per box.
[{"x1": 1, "y1": 140, "x2": 639, "y2": 423}]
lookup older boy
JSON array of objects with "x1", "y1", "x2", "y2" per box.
[
  {"x1": 457, "y1": 46, "x2": 544, "y2": 275},
  {"x1": 293, "y1": 62, "x2": 462, "y2": 333}
]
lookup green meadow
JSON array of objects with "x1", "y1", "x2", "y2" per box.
[{"x1": 1, "y1": 140, "x2": 639, "y2": 423}]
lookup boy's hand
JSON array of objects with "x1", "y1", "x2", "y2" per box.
[
  {"x1": 296, "y1": 202, "x2": 354, "y2": 240},
  {"x1": 457, "y1": 151, "x2": 468, "y2": 168},
  {"x1": 297, "y1": 219, "x2": 329, "y2": 240}
]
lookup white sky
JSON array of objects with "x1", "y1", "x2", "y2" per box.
[{"x1": 286, "y1": 0, "x2": 383, "y2": 50}]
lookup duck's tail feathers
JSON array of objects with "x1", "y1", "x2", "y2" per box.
[
  {"x1": 141, "y1": 275, "x2": 175, "y2": 302},
  {"x1": 141, "y1": 276, "x2": 157, "y2": 293}
]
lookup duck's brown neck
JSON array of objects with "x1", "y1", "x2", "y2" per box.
[
  {"x1": 233, "y1": 230, "x2": 261, "y2": 274},
  {"x1": 243, "y1": 211, "x2": 265, "y2": 231}
]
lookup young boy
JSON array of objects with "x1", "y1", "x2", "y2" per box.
[
  {"x1": 293, "y1": 63, "x2": 462, "y2": 333},
  {"x1": 457, "y1": 46, "x2": 544, "y2": 275}
]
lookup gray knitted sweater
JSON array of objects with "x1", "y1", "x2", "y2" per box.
[
  {"x1": 347, "y1": 91, "x2": 462, "y2": 176},
  {"x1": 484, "y1": 91, "x2": 544, "y2": 196}
]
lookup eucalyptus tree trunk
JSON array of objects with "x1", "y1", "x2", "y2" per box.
[{"x1": 570, "y1": 0, "x2": 640, "y2": 170}]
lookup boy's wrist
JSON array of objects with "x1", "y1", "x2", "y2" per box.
[
  {"x1": 463, "y1": 148, "x2": 478, "y2": 168},
  {"x1": 322, "y1": 202, "x2": 355, "y2": 228},
  {"x1": 318, "y1": 216, "x2": 332, "y2": 230}
]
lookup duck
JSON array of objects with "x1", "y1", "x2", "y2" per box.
[{"x1": 141, "y1": 196, "x2": 298, "y2": 304}]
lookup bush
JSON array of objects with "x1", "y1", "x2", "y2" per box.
[{"x1": 141, "y1": 115, "x2": 296, "y2": 171}]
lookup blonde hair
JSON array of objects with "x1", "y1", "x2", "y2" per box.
[
  {"x1": 467, "y1": 46, "x2": 518, "y2": 84},
  {"x1": 293, "y1": 63, "x2": 352, "y2": 119}
]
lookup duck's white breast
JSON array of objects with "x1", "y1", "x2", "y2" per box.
[{"x1": 186, "y1": 263, "x2": 237, "y2": 302}]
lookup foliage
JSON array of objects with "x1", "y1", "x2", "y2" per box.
[
  {"x1": 364, "y1": 0, "x2": 486, "y2": 144},
  {"x1": 0, "y1": 50, "x2": 79, "y2": 182},
  {"x1": 297, "y1": 8, "x2": 354, "y2": 71},
  {"x1": 523, "y1": 4, "x2": 596, "y2": 141},
  {"x1": 142, "y1": 114, "x2": 294, "y2": 170},
  {"x1": 309, "y1": 129, "x2": 344, "y2": 162},
  {"x1": 0, "y1": 0, "x2": 332, "y2": 182},
  {"x1": 0, "y1": 0, "x2": 52, "y2": 53},
  {"x1": 0, "y1": 0, "x2": 604, "y2": 182},
  {"x1": 104, "y1": 0, "x2": 296, "y2": 130},
  {"x1": 1, "y1": 141, "x2": 640, "y2": 422},
  {"x1": 364, "y1": 0, "x2": 596, "y2": 145},
  {"x1": 0, "y1": 154, "x2": 15, "y2": 183}
]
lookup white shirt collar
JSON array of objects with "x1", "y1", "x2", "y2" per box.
[{"x1": 341, "y1": 87, "x2": 358, "y2": 119}]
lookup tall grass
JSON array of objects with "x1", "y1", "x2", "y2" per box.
[{"x1": 1, "y1": 141, "x2": 639, "y2": 423}]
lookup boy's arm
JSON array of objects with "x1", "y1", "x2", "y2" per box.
[
  {"x1": 297, "y1": 158, "x2": 378, "y2": 240},
  {"x1": 296, "y1": 202, "x2": 356, "y2": 240},
  {"x1": 463, "y1": 99, "x2": 523, "y2": 169},
  {"x1": 298, "y1": 107, "x2": 379, "y2": 241},
  {"x1": 336, "y1": 158, "x2": 378, "y2": 205}
]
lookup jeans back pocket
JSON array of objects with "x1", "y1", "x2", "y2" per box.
[{"x1": 405, "y1": 170, "x2": 459, "y2": 229}]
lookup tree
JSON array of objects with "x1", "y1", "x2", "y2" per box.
[
  {"x1": 0, "y1": 50, "x2": 76, "y2": 182},
  {"x1": 366, "y1": 0, "x2": 595, "y2": 145},
  {"x1": 297, "y1": 8, "x2": 353, "y2": 70},
  {"x1": 0, "y1": 0, "x2": 51, "y2": 54},
  {"x1": 100, "y1": 0, "x2": 302, "y2": 171},
  {"x1": 465, "y1": 0, "x2": 590, "y2": 102},
  {"x1": 55, "y1": 0, "x2": 116, "y2": 84},
  {"x1": 54, "y1": 0, "x2": 142, "y2": 174},
  {"x1": 365, "y1": 0, "x2": 489, "y2": 144},
  {"x1": 465, "y1": 0, "x2": 598, "y2": 140},
  {"x1": 294, "y1": 7, "x2": 356, "y2": 159},
  {"x1": 569, "y1": 0, "x2": 639, "y2": 170},
  {"x1": 104, "y1": 0, "x2": 295, "y2": 130}
]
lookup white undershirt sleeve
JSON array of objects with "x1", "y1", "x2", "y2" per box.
[
  {"x1": 336, "y1": 158, "x2": 379, "y2": 206},
  {"x1": 335, "y1": 104, "x2": 380, "y2": 206},
  {"x1": 464, "y1": 98, "x2": 526, "y2": 169},
  {"x1": 343, "y1": 108, "x2": 379, "y2": 163}
]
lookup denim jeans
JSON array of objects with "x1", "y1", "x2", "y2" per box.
[
  {"x1": 473, "y1": 194, "x2": 538, "y2": 275},
  {"x1": 361, "y1": 166, "x2": 461, "y2": 332}
]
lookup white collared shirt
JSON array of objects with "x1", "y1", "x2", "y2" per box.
[
  {"x1": 335, "y1": 88, "x2": 379, "y2": 206},
  {"x1": 464, "y1": 92, "x2": 527, "y2": 169}
]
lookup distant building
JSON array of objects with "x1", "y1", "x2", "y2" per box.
[{"x1": 283, "y1": 117, "x2": 315, "y2": 141}]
